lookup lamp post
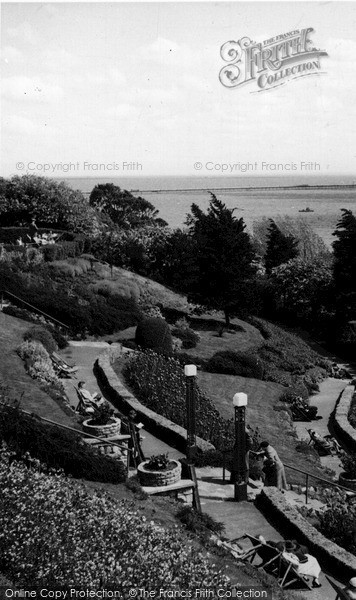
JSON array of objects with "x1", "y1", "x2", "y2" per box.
[
  {"x1": 231, "y1": 392, "x2": 248, "y2": 502},
  {"x1": 184, "y1": 364, "x2": 197, "y2": 462}
]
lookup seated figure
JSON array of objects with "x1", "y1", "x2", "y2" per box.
[
  {"x1": 281, "y1": 540, "x2": 321, "y2": 588},
  {"x1": 76, "y1": 381, "x2": 103, "y2": 414}
]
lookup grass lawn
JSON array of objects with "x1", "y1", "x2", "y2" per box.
[
  {"x1": 178, "y1": 315, "x2": 265, "y2": 361},
  {"x1": 197, "y1": 371, "x2": 326, "y2": 483},
  {"x1": 0, "y1": 312, "x2": 76, "y2": 427}
]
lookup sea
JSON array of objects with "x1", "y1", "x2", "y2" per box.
[{"x1": 61, "y1": 175, "x2": 356, "y2": 247}]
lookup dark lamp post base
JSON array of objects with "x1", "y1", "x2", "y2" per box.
[{"x1": 234, "y1": 482, "x2": 248, "y2": 502}]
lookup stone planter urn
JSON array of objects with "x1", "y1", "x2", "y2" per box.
[
  {"x1": 339, "y1": 471, "x2": 356, "y2": 492},
  {"x1": 137, "y1": 459, "x2": 182, "y2": 487},
  {"x1": 82, "y1": 416, "x2": 121, "y2": 439}
]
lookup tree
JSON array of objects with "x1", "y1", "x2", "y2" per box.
[
  {"x1": 89, "y1": 183, "x2": 166, "y2": 229},
  {"x1": 264, "y1": 220, "x2": 299, "y2": 273},
  {"x1": 270, "y1": 257, "x2": 334, "y2": 323},
  {"x1": 0, "y1": 175, "x2": 100, "y2": 234},
  {"x1": 186, "y1": 194, "x2": 257, "y2": 326},
  {"x1": 252, "y1": 215, "x2": 330, "y2": 262},
  {"x1": 332, "y1": 209, "x2": 356, "y2": 326}
]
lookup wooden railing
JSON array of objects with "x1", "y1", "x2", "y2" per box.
[{"x1": 222, "y1": 450, "x2": 354, "y2": 504}]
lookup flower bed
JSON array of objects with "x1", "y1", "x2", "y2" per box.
[
  {"x1": 123, "y1": 350, "x2": 235, "y2": 450},
  {"x1": 0, "y1": 448, "x2": 230, "y2": 590}
]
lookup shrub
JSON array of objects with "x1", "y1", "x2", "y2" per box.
[
  {"x1": 317, "y1": 491, "x2": 356, "y2": 556},
  {"x1": 17, "y1": 340, "x2": 59, "y2": 385},
  {"x1": 176, "y1": 506, "x2": 225, "y2": 537},
  {"x1": 206, "y1": 350, "x2": 264, "y2": 379},
  {"x1": 17, "y1": 340, "x2": 49, "y2": 362},
  {"x1": 340, "y1": 451, "x2": 356, "y2": 478},
  {"x1": 172, "y1": 321, "x2": 201, "y2": 349},
  {"x1": 249, "y1": 317, "x2": 331, "y2": 391},
  {"x1": 0, "y1": 404, "x2": 126, "y2": 483},
  {"x1": 135, "y1": 317, "x2": 173, "y2": 354},
  {"x1": 0, "y1": 447, "x2": 229, "y2": 589},
  {"x1": 23, "y1": 326, "x2": 57, "y2": 354},
  {"x1": 2, "y1": 305, "x2": 38, "y2": 324}
]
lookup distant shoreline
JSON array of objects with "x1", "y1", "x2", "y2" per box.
[{"x1": 81, "y1": 183, "x2": 356, "y2": 195}]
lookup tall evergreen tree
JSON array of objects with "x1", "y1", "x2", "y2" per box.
[
  {"x1": 265, "y1": 220, "x2": 299, "y2": 274},
  {"x1": 186, "y1": 193, "x2": 257, "y2": 326},
  {"x1": 332, "y1": 209, "x2": 356, "y2": 326}
]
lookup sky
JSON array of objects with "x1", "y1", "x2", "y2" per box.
[{"x1": 1, "y1": 1, "x2": 356, "y2": 178}]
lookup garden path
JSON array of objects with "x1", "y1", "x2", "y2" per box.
[
  {"x1": 293, "y1": 377, "x2": 353, "y2": 476},
  {"x1": 59, "y1": 342, "x2": 347, "y2": 600}
]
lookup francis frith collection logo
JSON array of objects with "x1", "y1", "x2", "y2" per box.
[{"x1": 219, "y1": 27, "x2": 328, "y2": 92}]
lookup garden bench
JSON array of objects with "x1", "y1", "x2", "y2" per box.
[{"x1": 325, "y1": 575, "x2": 351, "y2": 600}]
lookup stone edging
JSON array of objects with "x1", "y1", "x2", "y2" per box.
[
  {"x1": 95, "y1": 349, "x2": 215, "y2": 454},
  {"x1": 256, "y1": 487, "x2": 356, "y2": 580},
  {"x1": 333, "y1": 385, "x2": 356, "y2": 453}
]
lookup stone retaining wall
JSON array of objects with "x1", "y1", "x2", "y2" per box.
[
  {"x1": 333, "y1": 385, "x2": 356, "y2": 453},
  {"x1": 256, "y1": 487, "x2": 356, "y2": 581},
  {"x1": 95, "y1": 349, "x2": 215, "y2": 455}
]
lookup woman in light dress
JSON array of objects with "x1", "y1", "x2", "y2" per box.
[{"x1": 257, "y1": 440, "x2": 288, "y2": 490}]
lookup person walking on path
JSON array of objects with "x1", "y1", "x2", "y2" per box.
[{"x1": 255, "y1": 440, "x2": 288, "y2": 490}]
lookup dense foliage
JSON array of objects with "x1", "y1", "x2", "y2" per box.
[
  {"x1": 0, "y1": 175, "x2": 100, "y2": 234},
  {"x1": 23, "y1": 326, "x2": 57, "y2": 354},
  {"x1": 264, "y1": 220, "x2": 299, "y2": 273},
  {"x1": 135, "y1": 317, "x2": 173, "y2": 354},
  {"x1": 89, "y1": 183, "x2": 166, "y2": 229},
  {"x1": 206, "y1": 350, "x2": 264, "y2": 379},
  {"x1": 123, "y1": 350, "x2": 235, "y2": 450},
  {"x1": 0, "y1": 262, "x2": 142, "y2": 336},
  {"x1": 269, "y1": 257, "x2": 334, "y2": 324},
  {"x1": 332, "y1": 209, "x2": 356, "y2": 343},
  {"x1": 186, "y1": 194, "x2": 258, "y2": 326},
  {"x1": 252, "y1": 215, "x2": 330, "y2": 262},
  {"x1": 317, "y1": 489, "x2": 356, "y2": 556},
  {"x1": 172, "y1": 318, "x2": 201, "y2": 349},
  {"x1": 249, "y1": 318, "x2": 331, "y2": 389},
  {"x1": 0, "y1": 446, "x2": 229, "y2": 589},
  {"x1": 0, "y1": 405, "x2": 126, "y2": 483},
  {"x1": 17, "y1": 340, "x2": 59, "y2": 386}
]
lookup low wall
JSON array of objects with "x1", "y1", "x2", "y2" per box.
[
  {"x1": 256, "y1": 487, "x2": 356, "y2": 581},
  {"x1": 95, "y1": 348, "x2": 215, "y2": 455},
  {"x1": 333, "y1": 385, "x2": 356, "y2": 453}
]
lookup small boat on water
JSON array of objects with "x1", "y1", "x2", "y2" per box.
[{"x1": 298, "y1": 207, "x2": 315, "y2": 213}]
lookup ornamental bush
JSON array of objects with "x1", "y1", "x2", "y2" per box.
[
  {"x1": 0, "y1": 405, "x2": 126, "y2": 483},
  {"x1": 17, "y1": 340, "x2": 59, "y2": 385},
  {"x1": 23, "y1": 326, "x2": 57, "y2": 354},
  {"x1": 206, "y1": 350, "x2": 264, "y2": 379},
  {"x1": 172, "y1": 319, "x2": 201, "y2": 349},
  {"x1": 135, "y1": 317, "x2": 173, "y2": 354},
  {"x1": 0, "y1": 447, "x2": 230, "y2": 589}
]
